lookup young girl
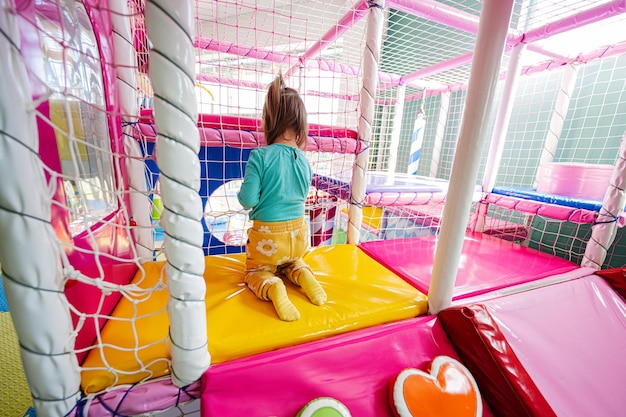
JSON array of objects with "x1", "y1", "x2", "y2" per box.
[{"x1": 237, "y1": 74, "x2": 327, "y2": 321}]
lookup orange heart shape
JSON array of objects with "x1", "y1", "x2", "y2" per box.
[{"x1": 391, "y1": 356, "x2": 481, "y2": 417}]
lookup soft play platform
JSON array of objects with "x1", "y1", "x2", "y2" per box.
[
  {"x1": 439, "y1": 271, "x2": 626, "y2": 417},
  {"x1": 200, "y1": 315, "x2": 495, "y2": 417},
  {"x1": 359, "y1": 232, "x2": 579, "y2": 300},
  {"x1": 313, "y1": 172, "x2": 482, "y2": 206},
  {"x1": 80, "y1": 244, "x2": 428, "y2": 393}
]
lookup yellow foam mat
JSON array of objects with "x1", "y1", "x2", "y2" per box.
[{"x1": 81, "y1": 244, "x2": 428, "y2": 393}]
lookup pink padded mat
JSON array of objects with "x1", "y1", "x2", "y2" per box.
[
  {"x1": 200, "y1": 316, "x2": 494, "y2": 417},
  {"x1": 359, "y1": 232, "x2": 578, "y2": 299}
]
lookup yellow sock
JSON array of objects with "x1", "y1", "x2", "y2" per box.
[
  {"x1": 268, "y1": 281, "x2": 300, "y2": 321},
  {"x1": 297, "y1": 269, "x2": 327, "y2": 306}
]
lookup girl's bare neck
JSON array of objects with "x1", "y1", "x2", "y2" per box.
[{"x1": 273, "y1": 131, "x2": 299, "y2": 148}]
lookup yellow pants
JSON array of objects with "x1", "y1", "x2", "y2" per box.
[{"x1": 244, "y1": 217, "x2": 312, "y2": 301}]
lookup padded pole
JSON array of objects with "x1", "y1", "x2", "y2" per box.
[
  {"x1": 387, "y1": 84, "x2": 406, "y2": 174},
  {"x1": 145, "y1": 0, "x2": 211, "y2": 386},
  {"x1": 482, "y1": 42, "x2": 526, "y2": 194},
  {"x1": 0, "y1": 2, "x2": 80, "y2": 414},
  {"x1": 429, "y1": 91, "x2": 450, "y2": 178},
  {"x1": 348, "y1": 0, "x2": 385, "y2": 244},
  {"x1": 534, "y1": 63, "x2": 579, "y2": 187},
  {"x1": 428, "y1": 0, "x2": 515, "y2": 314},
  {"x1": 476, "y1": 42, "x2": 526, "y2": 233},
  {"x1": 582, "y1": 134, "x2": 626, "y2": 269},
  {"x1": 407, "y1": 103, "x2": 426, "y2": 175},
  {"x1": 110, "y1": 0, "x2": 154, "y2": 262},
  {"x1": 373, "y1": 104, "x2": 390, "y2": 168}
]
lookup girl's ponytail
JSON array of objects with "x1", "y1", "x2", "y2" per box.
[{"x1": 262, "y1": 73, "x2": 308, "y2": 148}]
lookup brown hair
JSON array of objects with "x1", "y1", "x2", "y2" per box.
[{"x1": 262, "y1": 73, "x2": 308, "y2": 149}]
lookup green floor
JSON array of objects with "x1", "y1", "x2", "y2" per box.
[{"x1": 0, "y1": 278, "x2": 34, "y2": 416}]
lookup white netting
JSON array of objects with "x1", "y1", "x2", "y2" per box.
[
  {"x1": 0, "y1": 0, "x2": 198, "y2": 415},
  {"x1": 1, "y1": 0, "x2": 626, "y2": 416}
]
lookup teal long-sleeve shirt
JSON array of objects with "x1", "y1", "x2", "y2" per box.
[{"x1": 237, "y1": 144, "x2": 313, "y2": 222}]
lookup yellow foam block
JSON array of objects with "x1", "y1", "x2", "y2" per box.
[
  {"x1": 341, "y1": 206, "x2": 384, "y2": 230},
  {"x1": 81, "y1": 244, "x2": 428, "y2": 393}
]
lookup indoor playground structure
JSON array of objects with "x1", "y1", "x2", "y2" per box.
[{"x1": 2, "y1": 0, "x2": 626, "y2": 416}]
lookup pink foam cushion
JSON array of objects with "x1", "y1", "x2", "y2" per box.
[
  {"x1": 444, "y1": 274, "x2": 626, "y2": 417},
  {"x1": 488, "y1": 275, "x2": 626, "y2": 417},
  {"x1": 439, "y1": 305, "x2": 557, "y2": 417},
  {"x1": 359, "y1": 232, "x2": 578, "y2": 300}
]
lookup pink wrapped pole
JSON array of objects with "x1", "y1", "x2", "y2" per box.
[
  {"x1": 309, "y1": 206, "x2": 325, "y2": 247},
  {"x1": 309, "y1": 198, "x2": 338, "y2": 246},
  {"x1": 321, "y1": 200, "x2": 338, "y2": 246}
]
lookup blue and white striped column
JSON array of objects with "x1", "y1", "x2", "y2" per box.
[{"x1": 407, "y1": 109, "x2": 426, "y2": 175}]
